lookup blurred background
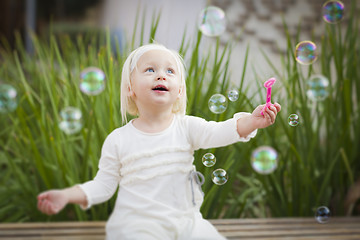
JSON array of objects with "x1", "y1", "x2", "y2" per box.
[{"x1": 0, "y1": 0, "x2": 352, "y2": 82}]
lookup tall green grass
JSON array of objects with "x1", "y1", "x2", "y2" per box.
[
  {"x1": 0, "y1": 2, "x2": 359, "y2": 222},
  {"x1": 256, "y1": 1, "x2": 360, "y2": 218}
]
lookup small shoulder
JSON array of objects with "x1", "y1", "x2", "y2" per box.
[
  {"x1": 104, "y1": 122, "x2": 132, "y2": 141},
  {"x1": 177, "y1": 114, "x2": 204, "y2": 122},
  {"x1": 176, "y1": 114, "x2": 207, "y2": 128}
]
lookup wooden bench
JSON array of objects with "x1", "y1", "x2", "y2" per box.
[{"x1": 1, "y1": 217, "x2": 359, "y2": 239}]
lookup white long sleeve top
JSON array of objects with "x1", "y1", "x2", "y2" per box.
[{"x1": 78, "y1": 112, "x2": 257, "y2": 239}]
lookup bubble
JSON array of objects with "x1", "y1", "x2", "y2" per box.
[
  {"x1": 0, "y1": 84, "x2": 18, "y2": 113},
  {"x1": 202, "y1": 153, "x2": 216, "y2": 167},
  {"x1": 198, "y1": 6, "x2": 226, "y2": 37},
  {"x1": 322, "y1": 1, "x2": 344, "y2": 24},
  {"x1": 295, "y1": 41, "x2": 317, "y2": 65},
  {"x1": 315, "y1": 206, "x2": 331, "y2": 223},
  {"x1": 306, "y1": 75, "x2": 329, "y2": 101},
  {"x1": 212, "y1": 169, "x2": 228, "y2": 185},
  {"x1": 227, "y1": 89, "x2": 239, "y2": 102},
  {"x1": 251, "y1": 146, "x2": 278, "y2": 174},
  {"x1": 59, "y1": 107, "x2": 83, "y2": 134},
  {"x1": 288, "y1": 114, "x2": 299, "y2": 127},
  {"x1": 80, "y1": 67, "x2": 106, "y2": 95},
  {"x1": 208, "y1": 94, "x2": 228, "y2": 114}
]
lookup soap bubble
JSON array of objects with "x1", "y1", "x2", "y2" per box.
[
  {"x1": 295, "y1": 41, "x2": 317, "y2": 65},
  {"x1": 212, "y1": 168, "x2": 228, "y2": 185},
  {"x1": 59, "y1": 107, "x2": 83, "y2": 134},
  {"x1": 202, "y1": 153, "x2": 216, "y2": 167},
  {"x1": 306, "y1": 75, "x2": 329, "y2": 101},
  {"x1": 198, "y1": 6, "x2": 226, "y2": 37},
  {"x1": 227, "y1": 89, "x2": 239, "y2": 102},
  {"x1": 0, "y1": 84, "x2": 18, "y2": 113},
  {"x1": 80, "y1": 67, "x2": 106, "y2": 95},
  {"x1": 288, "y1": 114, "x2": 299, "y2": 127},
  {"x1": 209, "y1": 93, "x2": 228, "y2": 114},
  {"x1": 251, "y1": 146, "x2": 278, "y2": 174},
  {"x1": 322, "y1": 1, "x2": 344, "y2": 24},
  {"x1": 315, "y1": 206, "x2": 331, "y2": 223}
]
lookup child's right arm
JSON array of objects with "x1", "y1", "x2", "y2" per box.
[
  {"x1": 37, "y1": 131, "x2": 121, "y2": 215},
  {"x1": 37, "y1": 186, "x2": 87, "y2": 215}
]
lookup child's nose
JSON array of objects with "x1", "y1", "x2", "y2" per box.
[{"x1": 157, "y1": 72, "x2": 166, "y2": 80}]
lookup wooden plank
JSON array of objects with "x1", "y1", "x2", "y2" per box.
[
  {"x1": 0, "y1": 217, "x2": 359, "y2": 240},
  {"x1": 211, "y1": 217, "x2": 360, "y2": 239},
  {"x1": 216, "y1": 218, "x2": 360, "y2": 239},
  {"x1": 0, "y1": 229, "x2": 105, "y2": 237},
  {"x1": 213, "y1": 222, "x2": 360, "y2": 231},
  {"x1": 1, "y1": 237, "x2": 104, "y2": 240},
  {"x1": 226, "y1": 236, "x2": 360, "y2": 240},
  {"x1": 0, "y1": 221, "x2": 106, "y2": 229},
  {"x1": 210, "y1": 217, "x2": 360, "y2": 225},
  {"x1": 221, "y1": 228, "x2": 360, "y2": 237},
  {"x1": 214, "y1": 222, "x2": 360, "y2": 230}
]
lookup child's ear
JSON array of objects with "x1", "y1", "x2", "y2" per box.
[{"x1": 127, "y1": 85, "x2": 134, "y2": 97}]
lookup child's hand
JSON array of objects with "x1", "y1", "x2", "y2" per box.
[
  {"x1": 251, "y1": 102, "x2": 281, "y2": 129},
  {"x1": 37, "y1": 190, "x2": 68, "y2": 215}
]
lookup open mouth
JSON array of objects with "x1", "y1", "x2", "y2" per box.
[{"x1": 152, "y1": 85, "x2": 168, "y2": 91}]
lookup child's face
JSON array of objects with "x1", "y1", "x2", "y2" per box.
[{"x1": 130, "y1": 49, "x2": 182, "y2": 113}]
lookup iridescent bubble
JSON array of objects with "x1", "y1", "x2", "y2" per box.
[
  {"x1": 251, "y1": 146, "x2": 278, "y2": 174},
  {"x1": 0, "y1": 84, "x2": 18, "y2": 113},
  {"x1": 212, "y1": 168, "x2": 228, "y2": 185},
  {"x1": 208, "y1": 93, "x2": 228, "y2": 114},
  {"x1": 322, "y1": 1, "x2": 344, "y2": 24},
  {"x1": 295, "y1": 41, "x2": 317, "y2": 65},
  {"x1": 202, "y1": 153, "x2": 216, "y2": 167},
  {"x1": 80, "y1": 67, "x2": 106, "y2": 95},
  {"x1": 198, "y1": 6, "x2": 226, "y2": 37},
  {"x1": 227, "y1": 89, "x2": 239, "y2": 102},
  {"x1": 315, "y1": 206, "x2": 331, "y2": 223},
  {"x1": 306, "y1": 75, "x2": 329, "y2": 101},
  {"x1": 288, "y1": 114, "x2": 299, "y2": 127},
  {"x1": 59, "y1": 107, "x2": 83, "y2": 134}
]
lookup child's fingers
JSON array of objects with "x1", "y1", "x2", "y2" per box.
[
  {"x1": 265, "y1": 107, "x2": 276, "y2": 123},
  {"x1": 263, "y1": 109, "x2": 271, "y2": 121},
  {"x1": 37, "y1": 198, "x2": 43, "y2": 212},
  {"x1": 37, "y1": 193, "x2": 49, "y2": 212},
  {"x1": 37, "y1": 195, "x2": 46, "y2": 209},
  {"x1": 43, "y1": 200, "x2": 55, "y2": 215},
  {"x1": 38, "y1": 201, "x2": 46, "y2": 214},
  {"x1": 269, "y1": 105, "x2": 278, "y2": 114},
  {"x1": 38, "y1": 198, "x2": 49, "y2": 214},
  {"x1": 42, "y1": 200, "x2": 51, "y2": 215},
  {"x1": 254, "y1": 104, "x2": 265, "y2": 115},
  {"x1": 37, "y1": 194, "x2": 55, "y2": 215},
  {"x1": 37, "y1": 191, "x2": 49, "y2": 200},
  {"x1": 273, "y1": 102, "x2": 281, "y2": 112}
]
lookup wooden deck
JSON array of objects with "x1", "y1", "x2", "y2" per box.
[{"x1": 0, "y1": 217, "x2": 359, "y2": 240}]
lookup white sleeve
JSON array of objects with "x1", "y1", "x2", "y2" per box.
[
  {"x1": 77, "y1": 131, "x2": 121, "y2": 209},
  {"x1": 185, "y1": 112, "x2": 257, "y2": 150}
]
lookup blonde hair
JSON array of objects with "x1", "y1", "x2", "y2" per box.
[{"x1": 120, "y1": 43, "x2": 187, "y2": 123}]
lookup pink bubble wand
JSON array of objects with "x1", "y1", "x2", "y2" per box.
[{"x1": 260, "y1": 77, "x2": 276, "y2": 116}]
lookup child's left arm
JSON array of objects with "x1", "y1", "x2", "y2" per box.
[{"x1": 236, "y1": 102, "x2": 281, "y2": 138}]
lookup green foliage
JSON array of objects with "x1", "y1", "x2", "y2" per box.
[{"x1": 0, "y1": 2, "x2": 359, "y2": 222}]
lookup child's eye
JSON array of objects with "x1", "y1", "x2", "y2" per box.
[
  {"x1": 146, "y1": 68, "x2": 154, "y2": 73},
  {"x1": 167, "y1": 69, "x2": 174, "y2": 74}
]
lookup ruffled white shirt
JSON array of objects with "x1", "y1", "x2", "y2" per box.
[{"x1": 78, "y1": 113, "x2": 257, "y2": 240}]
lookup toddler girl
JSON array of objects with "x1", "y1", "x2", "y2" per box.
[{"x1": 37, "y1": 43, "x2": 281, "y2": 240}]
